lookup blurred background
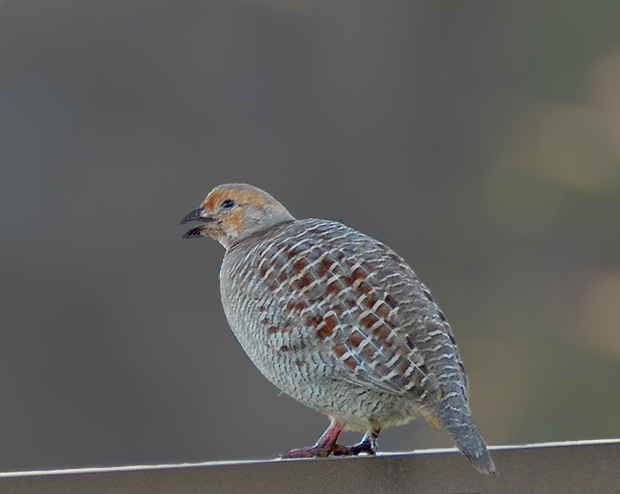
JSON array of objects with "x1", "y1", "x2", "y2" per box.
[{"x1": 1, "y1": 0, "x2": 620, "y2": 472}]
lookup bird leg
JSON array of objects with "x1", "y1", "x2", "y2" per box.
[{"x1": 281, "y1": 420, "x2": 380, "y2": 458}]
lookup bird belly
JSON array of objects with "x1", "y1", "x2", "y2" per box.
[{"x1": 226, "y1": 317, "x2": 424, "y2": 431}]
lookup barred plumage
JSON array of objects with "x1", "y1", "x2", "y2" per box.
[{"x1": 181, "y1": 183, "x2": 497, "y2": 475}]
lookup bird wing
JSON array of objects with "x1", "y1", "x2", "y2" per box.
[
  {"x1": 259, "y1": 219, "x2": 455, "y2": 401},
  {"x1": 313, "y1": 249, "x2": 444, "y2": 401}
]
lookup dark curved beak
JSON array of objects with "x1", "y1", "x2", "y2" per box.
[{"x1": 180, "y1": 207, "x2": 206, "y2": 225}]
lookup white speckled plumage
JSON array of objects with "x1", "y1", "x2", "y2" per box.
[{"x1": 181, "y1": 183, "x2": 497, "y2": 475}]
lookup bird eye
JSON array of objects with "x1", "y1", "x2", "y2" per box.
[{"x1": 221, "y1": 199, "x2": 235, "y2": 209}]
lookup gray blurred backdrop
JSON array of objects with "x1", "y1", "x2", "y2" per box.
[{"x1": 2, "y1": 0, "x2": 620, "y2": 472}]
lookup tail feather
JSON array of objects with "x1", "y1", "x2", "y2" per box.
[{"x1": 429, "y1": 402, "x2": 498, "y2": 476}]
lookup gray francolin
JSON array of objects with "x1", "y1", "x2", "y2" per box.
[{"x1": 181, "y1": 183, "x2": 497, "y2": 475}]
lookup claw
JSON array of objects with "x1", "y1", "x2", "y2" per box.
[{"x1": 332, "y1": 431, "x2": 379, "y2": 456}]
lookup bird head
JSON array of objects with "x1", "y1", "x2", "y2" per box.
[{"x1": 180, "y1": 183, "x2": 295, "y2": 249}]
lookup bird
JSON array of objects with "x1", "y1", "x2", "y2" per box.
[{"x1": 180, "y1": 183, "x2": 497, "y2": 475}]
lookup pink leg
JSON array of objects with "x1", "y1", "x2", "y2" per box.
[
  {"x1": 281, "y1": 421, "x2": 380, "y2": 458},
  {"x1": 281, "y1": 419, "x2": 344, "y2": 458}
]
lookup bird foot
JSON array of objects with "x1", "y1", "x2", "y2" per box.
[
  {"x1": 332, "y1": 436, "x2": 378, "y2": 456},
  {"x1": 281, "y1": 445, "x2": 334, "y2": 458},
  {"x1": 281, "y1": 433, "x2": 378, "y2": 458}
]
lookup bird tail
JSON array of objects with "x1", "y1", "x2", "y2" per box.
[{"x1": 427, "y1": 401, "x2": 498, "y2": 476}]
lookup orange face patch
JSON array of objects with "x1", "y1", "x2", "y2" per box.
[
  {"x1": 202, "y1": 186, "x2": 273, "y2": 211},
  {"x1": 222, "y1": 207, "x2": 243, "y2": 230}
]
